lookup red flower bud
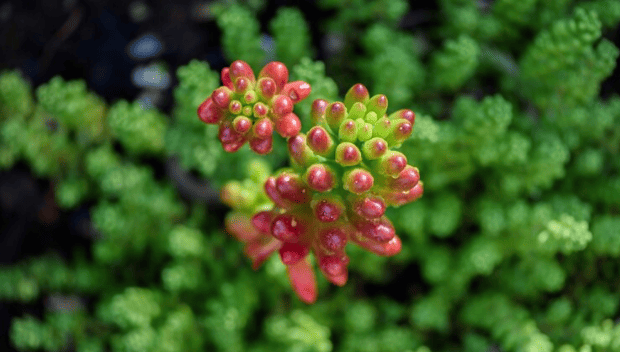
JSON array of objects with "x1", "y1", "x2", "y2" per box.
[
  {"x1": 388, "y1": 109, "x2": 415, "y2": 124},
  {"x1": 310, "y1": 99, "x2": 329, "y2": 123},
  {"x1": 313, "y1": 198, "x2": 344, "y2": 222},
  {"x1": 276, "y1": 173, "x2": 310, "y2": 204},
  {"x1": 282, "y1": 81, "x2": 311, "y2": 103},
  {"x1": 344, "y1": 83, "x2": 370, "y2": 109},
  {"x1": 352, "y1": 195, "x2": 386, "y2": 219},
  {"x1": 221, "y1": 140, "x2": 245, "y2": 153},
  {"x1": 279, "y1": 242, "x2": 310, "y2": 266},
  {"x1": 378, "y1": 151, "x2": 408, "y2": 176},
  {"x1": 338, "y1": 119, "x2": 358, "y2": 143},
  {"x1": 197, "y1": 98, "x2": 224, "y2": 124},
  {"x1": 386, "y1": 166, "x2": 420, "y2": 192},
  {"x1": 272, "y1": 95, "x2": 294, "y2": 117},
  {"x1": 265, "y1": 177, "x2": 288, "y2": 208},
  {"x1": 229, "y1": 60, "x2": 255, "y2": 83},
  {"x1": 259, "y1": 61, "x2": 288, "y2": 92},
  {"x1": 232, "y1": 116, "x2": 252, "y2": 134},
  {"x1": 271, "y1": 214, "x2": 305, "y2": 242},
  {"x1": 351, "y1": 233, "x2": 402, "y2": 257},
  {"x1": 274, "y1": 113, "x2": 302, "y2": 138},
  {"x1": 307, "y1": 126, "x2": 334, "y2": 155},
  {"x1": 343, "y1": 169, "x2": 374, "y2": 194},
  {"x1": 229, "y1": 100, "x2": 242, "y2": 115},
  {"x1": 252, "y1": 211, "x2": 275, "y2": 233},
  {"x1": 325, "y1": 102, "x2": 347, "y2": 129},
  {"x1": 212, "y1": 87, "x2": 233, "y2": 109},
  {"x1": 221, "y1": 68, "x2": 233, "y2": 89},
  {"x1": 253, "y1": 102, "x2": 269, "y2": 118},
  {"x1": 252, "y1": 118, "x2": 273, "y2": 139},
  {"x1": 286, "y1": 258, "x2": 317, "y2": 304},
  {"x1": 305, "y1": 164, "x2": 335, "y2": 192},
  {"x1": 218, "y1": 122, "x2": 244, "y2": 145},
  {"x1": 319, "y1": 227, "x2": 347, "y2": 251},
  {"x1": 249, "y1": 136, "x2": 273, "y2": 154},
  {"x1": 386, "y1": 119, "x2": 413, "y2": 145},
  {"x1": 234, "y1": 77, "x2": 250, "y2": 93},
  {"x1": 257, "y1": 77, "x2": 277, "y2": 100},
  {"x1": 367, "y1": 94, "x2": 388, "y2": 117},
  {"x1": 383, "y1": 182, "x2": 424, "y2": 206},
  {"x1": 353, "y1": 216, "x2": 395, "y2": 242},
  {"x1": 335, "y1": 142, "x2": 362, "y2": 166},
  {"x1": 318, "y1": 255, "x2": 349, "y2": 286},
  {"x1": 361, "y1": 137, "x2": 388, "y2": 160}
]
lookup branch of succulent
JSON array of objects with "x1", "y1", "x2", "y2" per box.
[{"x1": 206, "y1": 63, "x2": 423, "y2": 303}]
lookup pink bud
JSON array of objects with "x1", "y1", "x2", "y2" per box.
[
  {"x1": 276, "y1": 173, "x2": 310, "y2": 204},
  {"x1": 197, "y1": 98, "x2": 224, "y2": 124},
  {"x1": 279, "y1": 242, "x2": 309, "y2": 265},
  {"x1": 229, "y1": 60, "x2": 255, "y2": 82},
  {"x1": 221, "y1": 68, "x2": 233, "y2": 89},
  {"x1": 383, "y1": 182, "x2": 424, "y2": 206},
  {"x1": 387, "y1": 166, "x2": 420, "y2": 192},
  {"x1": 318, "y1": 255, "x2": 349, "y2": 285},
  {"x1": 379, "y1": 152, "x2": 408, "y2": 176},
  {"x1": 310, "y1": 99, "x2": 329, "y2": 123},
  {"x1": 272, "y1": 95, "x2": 294, "y2": 117},
  {"x1": 249, "y1": 136, "x2": 273, "y2": 154},
  {"x1": 367, "y1": 94, "x2": 388, "y2": 117},
  {"x1": 259, "y1": 61, "x2": 289, "y2": 91},
  {"x1": 286, "y1": 258, "x2": 317, "y2": 304},
  {"x1": 232, "y1": 116, "x2": 252, "y2": 134},
  {"x1": 352, "y1": 233, "x2": 402, "y2": 257},
  {"x1": 313, "y1": 198, "x2": 344, "y2": 222},
  {"x1": 252, "y1": 118, "x2": 273, "y2": 139},
  {"x1": 222, "y1": 140, "x2": 245, "y2": 153},
  {"x1": 387, "y1": 120, "x2": 413, "y2": 145},
  {"x1": 257, "y1": 77, "x2": 277, "y2": 100},
  {"x1": 271, "y1": 214, "x2": 305, "y2": 242},
  {"x1": 335, "y1": 142, "x2": 362, "y2": 166},
  {"x1": 325, "y1": 102, "x2": 347, "y2": 128},
  {"x1": 389, "y1": 109, "x2": 415, "y2": 124},
  {"x1": 212, "y1": 87, "x2": 233, "y2": 109},
  {"x1": 361, "y1": 138, "x2": 388, "y2": 160},
  {"x1": 282, "y1": 81, "x2": 311, "y2": 103},
  {"x1": 352, "y1": 195, "x2": 386, "y2": 219},
  {"x1": 234, "y1": 77, "x2": 249, "y2": 93},
  {"x1": 307, "y1": 126, "x2": 334, "y2": 155},
  {"x1": 319, "y1": 227, "x2": 347, "y2": 251},
  {"x1": 353, "y1": 216, "x2": 395, "y2": 243},
  {"x1": 344, "y1": 83, "x2": 370, "y2": 109},
  {"x1": 228, "y1": 100, "x2": 242, "y2": 115},
  {"x1": 305, "y1": 164, "x2": 335, "y2": 192},
  {"x1": 275, "y1": 113, "x2": 302, "y2": 138},
  {"x1": 343, "y1": 169, "x2": 374, "y2": 194},
  {"x1": 264, "y1": 177, "x2": 288, "y2": 208},
  {"x1": 252, "y1": 211, "x2": 275, "y2": 233},
  {"x1": 253, "y1": 102, "x2": 269, "y2": 118}
]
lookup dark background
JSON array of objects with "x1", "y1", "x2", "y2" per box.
[{"x1": 0, "y1": 0, "x2": 618, "y2": 351}]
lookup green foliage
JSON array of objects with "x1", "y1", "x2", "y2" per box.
[{"x1": 1, "y1": 1, "x2": 620, "y2": 352}]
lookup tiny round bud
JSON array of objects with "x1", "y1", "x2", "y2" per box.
[
  {"x1": 229, "y1": 60, "x2": 255, "y2": 82},
  {"x1": 319, "y1": 255, "x2": 347, "y2": 277},
  {"x1": 325, "y1": 102, "x2": 347, "y2": 129},
  {"x1": 361, "y1": 137, "x2": 388, "y2": 160},
  {"x1": 353, "y1": 217, "x2": 395, "y2": 243},
  {"x1": 335, "y1": 142, "x2": 362, "y2": 166},
  {"x1": 338, "y1": 119, "x2": 358, "y2": 143},
  {"x1": 252, "y1": 118, "x2": 273, "y2": 139},
  {"x1": 282, "y1": 81, "x2": 311, "y2": 103},
  {"x1": 197, "y1": 98, "x2": 223, "y2": 124},
  {"x1": 221, "y1": 140, "x2": 245, "y2": 153},
  {"x1": 249, "y1": 136, "x2": 273, "y2": 154},
  {"x1": 234, "y1": 77, "x2": 249, "y2": 93},
  {"x1": 379, "y1": 151, "x2": 407, "y2": 176},
  {"x1": 232, "y1": 116, "x2": 252, "y2": 134},
  {"x1": 352, "y1": 195, "x2": 386, "y2": 219},
  {"x1": 272, "y1": 95, "x2": 294, "y2": 117},
  {"x1": 271, "y1": 214, "x2": 304, "y2": 242},
  {"x1": 253, "y1": 102, "x2": 269, "y2": 118},
  {"x1": 389, "y1": 109, "x2": 415, "y2": 124},
  {"x1": 387, "y1": 165, "x2": 420, "y2": 192},
  {"x1": 307, "y1": 126, "x2": 334, "y2": 155},
  {"x1": 257, "y1": 77, "x2": 277, "y2": 99},
  {"x1": 229, "y1": 100, "x2": 242, "y2": 115},
  {"x1": 343, "y1": 169, "x2": 374, "y2": 194},
  {"x1": 276, "y1": 173, "x2": 310, "y2": 204},
  {"x1": 279, "y1": 242, "x2": 310, "y2": 265},
  {"x1": 313, "y1": 198, "x2": 343, "y2": 222},
  {"x1": 367, "y1": 94, "x2": 388, "y2": 116},
  {"x1": 243, "y1": 90, "x2": 258, "y2": 104},
  {"x1": 258, "y1": 61, "x2": 289, "y2": 91},
  {"x1": 252, "y1": 211, "x2": 274, "y2": 233},
  {"x1": 319, "y1": 227, "x2": 347, "y2": 251},
  {"x1": 344, "y1": 83, "x2": 370, "y2": 109},
  {"x1": 305, "y1": 164, "x2": 335, "y2": 192},
  {"x1": 275, "y1": 113, "x2": 301, "y2": 138},
  {"x1": 218, "y1": 122, "x2": 242, "y2": 144},
  {"x1": 387, "y1": 119, "x2": 413, "y2": 145},
  {"x1": 310, "y1": 99, "x2": 329, "y2": 123},
  {"x1": 212, "y1": 87, "x2": 233, "y2": 109}
]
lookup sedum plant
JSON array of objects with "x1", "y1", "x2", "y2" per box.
[{"x1": 1, "y1": 1, "x2": 620, "y2": 351}]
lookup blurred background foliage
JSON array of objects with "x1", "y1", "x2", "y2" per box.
[{"x1": 1, "y1": 0, "x2": 620, "y2": 351}]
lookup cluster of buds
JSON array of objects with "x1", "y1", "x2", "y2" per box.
[
  {"x1": 204, "y1": 64, "x2": 424, "y2": 303},
  {"x1": 197, "y1": 60, "x2": 311, "y2": 154}
]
